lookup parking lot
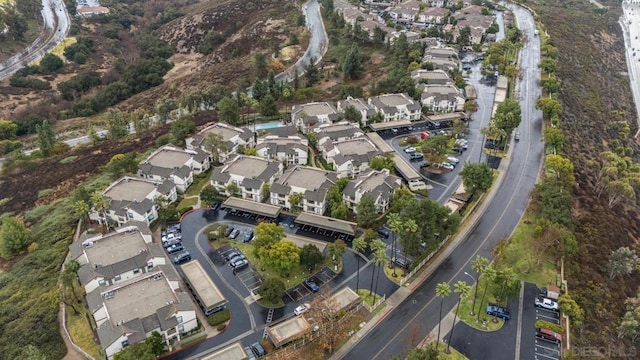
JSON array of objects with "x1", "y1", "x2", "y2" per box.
[
  {"x1": 284, "y1": 266, "x2": 337, "y2": 302},
  {"x1": 296, "y1": 224, "x2": 355, "y2": 243},
  {"x1": 521, "y1": 282, "x2": 562, "y2": 360},
  {"x1": 217, "y1": 244, "x2": 263, "y2": 294}
]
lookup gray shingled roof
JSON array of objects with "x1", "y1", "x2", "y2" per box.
[
  {"x1": 270, "y1": 182, "x2": 291, "y2": 195},
  {"x1": 128, "y1": 198, "x2": 154, "y2": 216},
  {"x1": 157, "y1": 180, "x2": 176, "y2": 195},
  {"x1": 210, "y1": 167, "x2": 231, "y2": 184},
  {"x1": 138, "y1": 163, "x2": 174, "y2": 178},
  {"x1": 93, "y1": 251, "x2": 151, "y2": 281},
  {"x1": 259, "y1": 125, "x2": 298, "y2": 137},
  {"x1": 175, "y1": 165, "x2": 192, "y2": 179}
]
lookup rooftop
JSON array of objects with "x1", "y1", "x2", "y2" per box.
[
  {"x1": 277, "y1": 166, "x2": 333, "y2": 191},
  {"x1": 180, "y1": 261, "x2": 227, "y2": 309},
  {"x1": 103, "y1": 177, "x2": 157, "y2": 202},
  {"x1": 145, "y1": 147, "x2": 192, "y2": 168},
  {"x1": 373, "y1": 93, "x2": 414, "y2": 107},
  {"x1": 224, "y1": 156, "x2": 276, "y2": 179},
  {"x1": 294, "y1": 102, "x2": 338, "y2": 117},
  {"x1": 368, "y1": 120, "x2": 413, "y2": 131},
  {"x1": 323, "y1": 287, "x2": 361, "y2": 313},
  {"x1": 202, "y1": 123, "x2": 243, "y2": 142},
  {"x1": 83, "y1": 230, "x2": 147, "y2": 267},
  {"x1": 295, "y1": 213, "x2": 357, "y2": 235},
  {"x1": 392, "y1": 153, "x2": 421, "y2": 181},
  {"x1": 200, "y1": 342, "x2": 248, "y2": 360},
  {"x1": 335, "y1": 138, "x2": 379, "y2": 156},
  {"x1": 103, "y1": 273, "x2": 177, "y2": 326},
  {"x1": 365, "y1": 132, "x2": 395, "y2": 153},
  {"x1": 222, "y1": 197, "x2": 282, "y2": 218},
  {"x1": 268, "y1": 316, "x2": 312, "y2": 347}
]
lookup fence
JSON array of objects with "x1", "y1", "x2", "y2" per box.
[
  {"x1": 60, "y1": 304, "x2": 96, "y2": 360},
  {"x1": 399, "y1": 238, "x2": 448, "y2": 286},
  {"x1": 365, "y1": 294, "x2": 386, "y2": 313}
]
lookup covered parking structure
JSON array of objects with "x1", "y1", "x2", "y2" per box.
[
  {"x1": 426, "y1": 112, "x2": 467, "y2": 123},
  {"x1": 221, "y1": 197, "x2": 282, "y2": 222},
  {"x1": 294, "y1": 213, "x2": 357, "y2": 242},
  {"x1": 267, "y1": 316, "x2": 312, "y2": 348},
  {"x1": 200, "y1": 342, "x2": 249, "y2": 360},
  {"x1": 369, "y1": 120, "x2": 413, "y2": 132},
  {"x1": 366, "y1": 132, "x2": 395, "y2": 154},
  {"x1": 391, "y1": 153, "x2": 421, "y2": 181}
]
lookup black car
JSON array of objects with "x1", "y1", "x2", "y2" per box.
[
  {"x1": 224, "y1": 226, "x2": 234, "y2": 237},
  {"x1": 377, "y1": 228, "x2": 390, "y2": 239},
  {"x1": 173, "y1": 251, "x2": 191, "y2": 265},
  {"x1": 251, "y1": 342, "x2": 266, "y2": 357},
  {"x1": 304, "y1": 278, "x2": 320, "y2": 292}
]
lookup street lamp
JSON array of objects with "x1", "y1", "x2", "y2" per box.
[{"x1": 464, "y1": 272, "x2": 477, "y2": 316}]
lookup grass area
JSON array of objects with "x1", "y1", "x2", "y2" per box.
[
  {"x1": 382, "y1": 262, "x2": 406, "y2": 284},
  {"x1": 66, "y1": 305, "x2": 103, "y2": 359},
  {"x1": 257, "y1": 297, "x2": 285, "y2": 308},
  {"x1": 356, "y1": 289, "x2": 383, "y2": 306},
  {"x1": 186, "y1": 171, "x2": 212, "y2": 196},
  {"x1": 37, "y1": 188, "x2": 53, "y2": 198},
  {"x1": 180, "y1": 332, "x2": 207, "y2": 347},
  {"x1": 456, "y1": 284, "x2": 504, "y2": 331},
  {"x1": 434, "y1": 341, "x2": 469, "y2": 360},
  {"x1": 177, "y1": 196, "x2": 198, "y2": 209},
  {"x1": 498, "y1": 219, "x2": 557, "y2": 287},
  {"x1": 49, "y1": 37, "x2": 77, "y2": 61},
  {"x1": 59, "y1": 155, "x2": 78, "y2": 164}
]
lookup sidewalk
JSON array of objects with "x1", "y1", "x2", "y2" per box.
[{"x1": 329, "y1": 151, "x2": 513, "y2": 360}]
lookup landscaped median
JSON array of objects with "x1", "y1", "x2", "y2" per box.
[{"x1": 455, "y1": 284, "x2": 505, "y2": 331}]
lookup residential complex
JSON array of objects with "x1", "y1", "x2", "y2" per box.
[
  {"x1": 411, "y1": 69, "x2": 451, "y2": 85},
  {"x1": 89, "y1": 177, "x2": 177, "y2": 227},
  {"x1": 270, "y1": 166, "x2": 338, "y2": 214},
  {"x1": 210, "y1": 155, "x2": 283, "y2": 201},
  {"x1": 336, "y1": 97, "x2": 378, "y2": 126},
  {"x1": 420, "y1": 84, "x2": 466, "y2": 112},
  {"x1": 138, "y1": 145, "x2": 210, "y2": 193},
  {"x1": 343, "y1": 169, "x2": 401, "y2": 214},
  {"x1": 368, "y1": 93, "x2": 422, "y2": 122},
  {"x1": 186, "y1": 122, "x2": 254, "y2": 163},
  {"x1": 256, "y1": 135, "x2": 309, "y2": 166},
  {"x1": 315, "y1": 122, "x2": 364, "y2": 146},
  {"x1": 321, "y1": 138, "x2": 382, "y2": 178},
  {"x1": 291, "y1": 102, "x2": 340, "y2": 133}
]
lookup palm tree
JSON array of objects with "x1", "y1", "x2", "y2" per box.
[
  {"x1": 435, "y1": 282, "x2": 452, "y2": 353},
  {"x1": 91, "y1": 191, "x2": 110, "y2": 230},
  {"x1": 387, "y1": 213, "x2": 402, "y2": 277},
  {"x1": 368, "y1": 239, "x2": 386, "y2": 296},
  {"x1": 400, "y1": 219, "x2": 418, "y2": 269},
  {"x1": 498, "y1": 268, "x2": 516, "y2": 308},
  {"x1": 372, "y1": 248, "x2": 388, "y2": 302},
  {"x1": 447, "y1": 280, "x2": 470, "y2": 353},
  {"x1": 477, "y1": 266, "x2": 497, "y2": 323},
  {"x1": 352, "y1": 237, "x2": 368, "y2": 291},
  {"x1": 74, "y1": 199, "x2": 90, "y2": 223},
  {"x1": 470, "y1": 256, "x2": 488, "y2": 316}
]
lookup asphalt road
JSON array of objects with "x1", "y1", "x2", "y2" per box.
[
  {"x1": 0, "y1": 0, "x2": 71, "y2": 80},
  {"x1": 341, "y1": 4, "x2": 543, "y2": 359},
  {"x1": 274, "y1": 0, "x2": 327, "y2": 83}
]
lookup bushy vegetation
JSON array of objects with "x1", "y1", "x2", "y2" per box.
[{"x1": 207, "y1": 308, "x2": 231, "y2": 326}]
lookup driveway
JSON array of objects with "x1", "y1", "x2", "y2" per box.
[{"x1": 520, "y1": 283, "x2": 561, "y2": 360}]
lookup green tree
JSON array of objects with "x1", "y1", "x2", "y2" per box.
[
  {"x1": 260, "y1": 94, "x2": 279, "y2": 116},
  {"x1": 477, "y1": 266, "x2": 497, "y2": 322},
  {"x1": 304, "y1": 57, "x2": 320, "y2": 87},
  {"x1": 35, "y1": 120, "x2": 56, "y2": 156},
  {"x1": 352, "y1": 237, "x2": 368, "y2": 290},
  {"x1": 262, "y1": 240, "x2": 300, "y2": 276},
  {"x1": 200, "y1": 185, "x2": 223, "y2": 206},
  {"x1": 0, "y1": 120, "x2": 18, "y2": 140},
  {"x1": 540, "y1": 77, "x2": 560, "y2": 94},
  {"x1": 258, "y1": 277, "x2": 286, "y2": 303},
  {"x1": 470, "y1": 255, "x2": 488, "y2": 316},
  {"x1": 460, "y1": 162, "x2": 494, "y2": 197},
  {"x1": 559, "y1": 294, "x2": 584, "y2": 327},
  {"x1": 289, "y1": 192, "x2": 304, "y2": 213},
  {"x1": 331, "y1": 202, "x2": 349, "y2": 220},
  {"x1": 435, "y1": 282, "x2": 452, "y2": 353},
  {"x1": 608, "y1": 247, "x2": 640, "y2": 280},
  {"x1": 39, "y1": 53, "x2": 64, "y2": 73},
  {"x1": 493, "y1": 98, "x2": 522, "y2": 136},
  {"x1": 457, "y1": 26, "x2": 472, "y2": 47},
  {"x1": 405, "y1": 345, "x2": 438, "y2": 360},
  {"x1": 253, "y1": 222, "x2": 285, "y2": 258},
  {"x1": 170, "y1": 118, "x2": 196, "y2": 146},
  {"x1": 104, "y1": 109, "x2": 130, "y2": 140},
  {"x1": 421, "y1": 134, "x2": 450, "y2": 164},
  {"x1": 261, "y1": 183, "x2": 270, "y2": 202},
  {"x1": 113, "y1": 342, "x2": 155, "y2": 360},
  {"x1": 105, "y1": 153, "x2": 139, "y2": 179},
  {"x1": 544, "y1": 154, "x2": 574, "y2": 188},
  {"x1": 254, "y1": 52, "x2": 268, "y2": 77},
  {"x1": 343, "y1": 105, "x2": 362, "y2": 123},
  {"x1": 327, "y1": 239, "x2": 347, "y2": 265},
  {"x1": 543, "y1": 127, "x2": 565, "y2": 152},
  {"x1": 252, "y1": 79, "x2": 267, "y2": 101},
  {"x1": 204, "y1": 133, "x2": 229, "y2": 164},
  {"x1": 155, "y1": 97, "x2": 178, "y2": 123},
  {"x1": 225, "y1": 182, "x2": 240, "y2": 197},
  {"x1": 74, "y1": 200, "x2": 90, "y2": 222},
  {"x1": 299, "y1": 244, "x2": 323, "y2": 270},
  {"x1": 536, "y1": 97, "x2": 562, "y2": 120},
  {"x1": 447, "y1": 281, "x2": 470, "y2": 353},
  {"x1": 342, "y1": 43, "x2": 363, "y2": 80},
  {"x1": 0, "y1": 215, "x2": 31, "y2": 260},
  {"x1": 91, "y1": 191, "x2": 111, "y2": 229},
  {"x1": 371, "y1": 247, "x2": 388, "y2": 298},
  {"x1": 217, "y1": 96, "x2": 241, "y2": 125},
  {"x1": 539, "y1": 58, "x2": 557, "y2": 74},
  {"x1": 145, "y1": 331, "x2": 165, "y2": 356},
  {"x1": 19, "y1": 345, "x2": 49, "y2": 360},
  {"x1": 369, "y1": 155, "x2": 395, "y2": 172},
  {"x1": 356, "y1": 195, "x2": 377, "y2": 228}
]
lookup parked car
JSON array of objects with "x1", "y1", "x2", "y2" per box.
[
  {"x1": 536, "y1": 327, "x2": 562, "y2": 344},
  {"x1": 166, "y1": 243, "x2": 184, "y2": 254},
  {"x1": 173, "y1": 251, "x2": 191, "y2": 265},
  {"x1": 294, "y1": 303, "x2": 310, "y2": 316},
  {"x1": 391, "y1": 256, "x2": 411, "y2": 269},
  {"x1": 228, "y1": 253, "x2": 247, "y2": 264},
  {"x1": 224, "y1": 226, "x2": 234, "y2": 237},
  {"x1": 251, "y1": 342, "x2": 266, "y2": 357},
  {"x1": 224, "y1": 250, "x2": 242, "y2": 261},
  {"x1": 391, "y1": 128, "x2": 399, "y2": 134},
  {"x1": 441, "y1": 163, "x2": 455, "y2": 171},
  {"x1": 230, "y1": 258, "x2": 249, "y2": 270},
  {"x1": 404, "y1": 146, "x2": 417, "y2": 153},
  {"x1": 304, "y1": 278, "x2": 320, "y2": 292},
  {"x1": 535, "y1": 296, "x2": 559, "y2": 311},
  {"x1": 243, "y1": 231, "x2": 254, "y2": 243},
  {"x1": 163, "y1": 239, "x2": 182, "y2": 248},
  {"x1": 486, "y1": 304, "x2": 510, "y2": 320},
  {"x1": 409, "y1": 153, "x2": 424, "y2": 161},
  {"x1": 514, "y1": 131, "x2": 521, "y2": 141},
  {"x1": 377, "y1": 228, "x2": 390, "y2": 239},
  {"x1": 161, "y1": 232, "x2": 179, "y2": 243},
  {"x1": 229, "y1": 229, "x2": 240, "y2": 239},
  {"x1": 447, "y1": 155, "x2": 460, "y2": 164},
  {"x1": 244, "y1": 346, "x2": 257, "y2": 360}
]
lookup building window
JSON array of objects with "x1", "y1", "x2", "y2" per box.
[
  {"x1": 147, "y1": 262, "x2": 153, "y2": 269},
  {"x1": 133, "y1": 269, "x2": 140, "y2": 274},
  {"x1": 176, "y1": 316, "x2": 183, "y2": 323},
  {"x1": 178, "y1": 325, "x2": 185, "y2": 333},
  {"x1": 114, "y1": 275, "x2": 121, "y2": 281},
  {"x1": 98, "y1": 279, "x2": 106, "y2": 285},
  {"x1": 121, "y1": 339, "x2": 129, "y2": 348}
]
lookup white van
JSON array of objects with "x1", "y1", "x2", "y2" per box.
[{"x1": 408, "y1": 179, "x2": 428, "y2": 191}]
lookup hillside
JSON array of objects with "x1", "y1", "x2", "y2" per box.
[{"x1": 530, "y1": 0, "x2": 640, "y2": 350}]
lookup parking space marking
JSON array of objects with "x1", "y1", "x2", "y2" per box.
[
  {"x1": 535, "y1": 344, "x2": 560, "y2": 354},
  {"x1": 535, "y1": 312, "x2": 559, "y2": 322},
  {"x1": 534, "y1": 351, "x2": 559, "y2": 360}
]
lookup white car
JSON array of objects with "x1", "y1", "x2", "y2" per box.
[
  {"x1": 447, "y1": 155, "x2": 460, "y2": 164},
  {"x1": 535, "y1": 296, "x2": 559, "y2": 311},
  {"x1": 441, "y1": 163, "x2": 455, "y2": 171},
  {"x1": 404, "y1": 147, "x2": 416, "y2": 153},
  {"x1": 294, "y1": 303, "x2": 310, "y2": 316}
]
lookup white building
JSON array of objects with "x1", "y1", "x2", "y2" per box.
[
  {"x1": 368, "y1": 93, "x2": 422, "y2": 122},
  {"x1": 411, "y1": 69, "x2": 451, "y2": 85},
  {"x1": 270, "y1": 166, "x2": 338, "y2": 214},
  {"x1": 420, "y1": 84, "x2": 466, "y2": 112},
  {"x1": 209, "y1": 155, "x2": 283, "y2": 201},
  {"x1": 186, "y1": 122, "x2": 254, "y2": 163},
  {"x1": 336, "y1": 97, "x2": 378, "y2": 126},
  {"x1": 315, "y1": 122, "x2": 364, "y2": 147},
  {"x1": 291, "y1": 102, "x2": 341, "y2": 133},
  {"x1": 89, "y1": 177, "x2": 177, "y2": 227},
  {"x1": 321, "y1": 138, "x2": 382, "y2": 178},
  {"x1": 138, "y1": 145, "x2": 210, "y2": 193},
  {"x1": 343, "y1": 169, "x2": 402, "y2": 213},
  {"x1": 256, "y1": 135, "x2": 309, "y2": 166}
]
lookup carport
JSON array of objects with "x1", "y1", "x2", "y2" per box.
[
  {"x1": 366, "y1": 132, "x2": 395, "y2": 154},
  {"x1": 426, "y1": 112, "x2": 466, "y2": 123},
  {"x1": 294, "y1": 213, "x2": 357, "y2": 242},
  {"x1": 391, "y1": 153, "x2": 421, "y2": 181},
  {"x1": 369, "y1": 120, "x2": 413, "y2": 132},
  {"x1": 221, "y1": 197, "x2": 282, "y2": 222}
]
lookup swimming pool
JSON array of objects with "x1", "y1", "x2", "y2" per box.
[{"x1": 255, "y1": 122, "x2": 283, "y2": 130}]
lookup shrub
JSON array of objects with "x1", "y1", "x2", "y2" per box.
[
  {"x1": 535, "y1": 320, "x2": 562, "y2": 334},
  {"x1": 216, "y1": 324, "x2": 226, "y2": 331},
  {"x1": 178, "y1": 207, "x2": 193, "y2": 216},
  {"x1": 207, "y1": 309, "x2": 230, "y2": 326}
]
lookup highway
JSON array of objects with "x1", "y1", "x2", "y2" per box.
[
  {"x1": 0, "y1": 0, "x2": 71, "y2": 80},
  {"x1": 340, "y1": 3, "x2": 544, "y2": 359}
]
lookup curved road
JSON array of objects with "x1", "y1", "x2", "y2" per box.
[
  {"x1": 0, "y1": 0, "x2": 71, "y2": 80},
  {"x1": 341, "y1": 3, "x2": 543, "y2": 359}
]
